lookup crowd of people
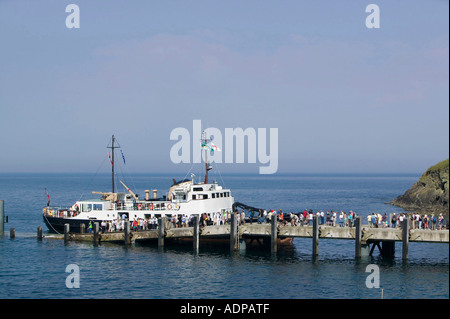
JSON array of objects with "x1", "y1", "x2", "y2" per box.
[
  {"x1": 367, "y1": 212, "x2": 446, "y2": 230},
  {"x1": 87, "y1": 209, "x2": 448, "y2": 233},
  {"x1": 260, "y1": 209, "x2": 358, "y2": 227},
  {"x1": 87, "y1": 217, "x2": 160, "y2": 233}
]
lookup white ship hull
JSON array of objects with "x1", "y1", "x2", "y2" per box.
[{"x1": 43, "y1": 180, "x2": 234, "y2": 233}]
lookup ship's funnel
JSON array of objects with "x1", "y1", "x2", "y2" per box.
[
  {"x1": 145, "y1": 190, "x2": 150, "y2": 201},
  {"x1": 152, "y1": 189, "x2": 158, "y2": 199}
]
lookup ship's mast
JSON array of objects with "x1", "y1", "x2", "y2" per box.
[
  {"x1": 107, "y1": 135, "x2": 120, "y2": 193},
  {"x1": 204, "y1": 131, "x2": 208, "y2": 184},
  {"x1": 202, "y1": 130, "x2": 212, "y2": 184}
]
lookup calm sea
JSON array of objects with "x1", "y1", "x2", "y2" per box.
[{"x1": 0, "y1": 172, "x2": 448, "y2": 300}]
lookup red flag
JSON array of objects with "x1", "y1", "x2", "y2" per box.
[
  {"x1": 108, "y1": 152, "x2": 113, "y2": 165},
  {"x1": 45, "y1": 188, "x2": 50, "y2": 206}
]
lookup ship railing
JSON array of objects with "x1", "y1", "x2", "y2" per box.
[
  {"x1": 113, "y1": 202, "x2": 181, "y2": 212},
  {"x1": 43, "y1": 206, "x2": 77, "y2": 218}
]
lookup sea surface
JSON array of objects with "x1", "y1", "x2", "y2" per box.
[{"x1": 0, "y1": 172, "x2": 448, "y2": 299}]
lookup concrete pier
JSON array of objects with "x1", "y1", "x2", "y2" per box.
[{"x1": 42, "y1": 217, "x2": 448, "y2": 260}]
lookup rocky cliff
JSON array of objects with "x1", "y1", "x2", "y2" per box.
[{"x1": 390, "y1": 159, "x2": 449, "y2": 215}]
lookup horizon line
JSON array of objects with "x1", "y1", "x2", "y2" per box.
[{"x1": 0, "y1": 171, "x2": 421, "y2": 176}]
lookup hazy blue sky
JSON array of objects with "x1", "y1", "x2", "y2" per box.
[{"x1": 0, "y1": 0, "x2": 448, "y2": 175}]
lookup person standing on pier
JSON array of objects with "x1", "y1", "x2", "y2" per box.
[
  {"x1": 339, "y1": 211, "x2": 344, "y2": 227},
  {"x1": 423, "y1": 215, "x2": 429, "y2": 229},
  {"x1": 391, "y1": 213, "x2": 397, "y2": 228},
  {"x1": 348, "y1": 211, "x2": 353, "y2": 227},
  {"x1": 438, "y1": 214, "x2": 444, "y2": 230},
  {"x1": 382, "y1": 213, "x2": 387, "y2": 228},
  {"x1": 431, "y1": 215, "x2": 437, "y2": 230},
  {"x1": 398, "y1": 214, "x2": 404, "y2": 229}
]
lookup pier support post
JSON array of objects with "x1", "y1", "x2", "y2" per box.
[
  {"x1": 80, "y1": 223, "x2": 85, "y2": 234},
  {"x1": 312, "y1": 215, "x2": 319, "y2": 257},
  {"x1": 93, "y1": 222, "x2": 99, "y2": 246},
  {"x1": 193, "y1": 214, "x2": 200, "y2": 253},
  {"x1": 37, "y1": 226, "x2": 43, "y2": 241},
  {"x1": 361, "y1": 243, "x2": 370, "y2": 257},
  {"x1": 402, "y1": 216, "x2": 410, "y2": 260},
  {"x1": 0, "y1": 200, "x2": 4, "y2": 235},
  {"x1": 64, "y1": 223, "x2": 70, "y2": 244},
  {"x1": 230, "y1": 212, "x2": 238, "y2": 252},
  {"x1": 355, "y1": 215, "x2": 362, "y2": 258},
  {"x1": 381, "y1": 241, "x2": 395, "y2": 257},
  {"x1": 271, "y1": 212, "x2": 278, "y2": 253},
  {"x1": 158, "y1": 217, "x2": 165, "y2": 249},
  {"x1": 10, "y1": 228, "x2": 15, "y2": 239},
  {"x1": 124, "y1": 220, "x2": 131, "y2": 245}
]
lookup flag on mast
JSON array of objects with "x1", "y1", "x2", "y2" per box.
[
  {"x1": 45, "y1": 188, "x2": 50, "y2": 206},
  {"x1": 210, "y1": 143, "x2": 221, "y2": 152},
  {"x1": 200, "y1": 141, "x2": 221, "y2": 155},
  {"x1": 108, "y1": 152, "x2": 113, "y2": 165},
  {"x1": 201, "y1": 142, "x2": 209, "y2": 149},
  {"x1": 120, "y1": 150, "x2": 126, "y2": 164}
]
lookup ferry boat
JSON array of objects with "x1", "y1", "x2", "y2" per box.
[{"x1": 43, "y1": 135, "x2": 234, "y2": 233}]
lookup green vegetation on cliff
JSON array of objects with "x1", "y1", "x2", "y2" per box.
[
  {"x1": 391, "y1": 159, "x2": 449, "y2": 215},
  {"x1": 419, "y1": 159, "x2": 449, "y2": 182}
]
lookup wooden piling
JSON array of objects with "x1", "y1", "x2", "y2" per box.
[
  {"x1": 193, "y1": 214, "x2": 200, "y2": 253},
  {"x1": 124, "y1": 220, "x2": 131, "y2": 245},
  {"x1": 64, "y1": 223, "x2": 70, "y2": 243},
  {"x1": 312, "y1": 215, "x2": 319, "y2": 256},
  {"x1": 10, "y1": 228, "x2": 15, "y2": 239},
  {"x1": 80, "y1": 223, "x2": 85, "y2": 234},
  {"x1": 93, "y1": 222, "x2": 99, "y2": 245},
  {"x1": 355, "y1": 215, "x2": 362, "y2": 258},
  {"x1": 271, "y1": 212, "x2": 278, "y2": 253},
  {"x1": 158, "y1": 217, "x2": 165, "y2": 248},
  {"x1": 230, "y1": 212, "x2": 238, "y2": 252},
  {"x1": 402, "y1": 216, "x2": 410, "y2": 260},
  {"x1": 37, "y1": 226, "x2": 43, "y2": 241},
  {"x1": 0, "y1": 200, "x2": 4, "y2": 235}
]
